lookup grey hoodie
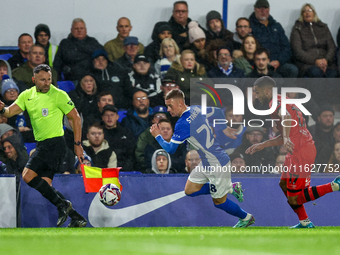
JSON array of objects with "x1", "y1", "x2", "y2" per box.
[
  {"x1": 0, "y1": 60, "x2": 12, "y2": 78},
  {"x1": 150, "y1": 149, "x2": 172, "y2": 174}
]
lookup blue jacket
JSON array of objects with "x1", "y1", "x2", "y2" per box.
[{"x1": 249, "y1": 13, "x2": 292, "y2": 65}]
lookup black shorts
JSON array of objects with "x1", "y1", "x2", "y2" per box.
[{"x1": 26, "y1": 136, "x2": 67, "y2": 179}]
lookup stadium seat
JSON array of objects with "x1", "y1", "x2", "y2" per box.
[
  {"x1": 24, "y1": 142, "x2": 36, "y2": 155},
  {"x1": 118, "y1": 110, "x2": 127, "y2": 122},
  {"x1": 57, "y1": 81, "x2": 75, "y2": 93},
  {"x1": 0, "y1": 53, "x2": 12, "y2": 61}
]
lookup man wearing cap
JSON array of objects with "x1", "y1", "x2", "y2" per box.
[
  {"x1": 13, "y1": 45, "x2": 58, "y2": 89},
  {"x1": 207, "y1": 46, "x2": 245, "y2": 78},
  {"x1": 115, "y1": 36, "x2": 141, "y2": 71},
  {"x1": 104, "y1": 17, "x2": 144, "y2": 62},
  {"x1": 53, "y1": 18, "x2": 103, "y2": 81},
  {"x1": 234, "y1": 126, "x2": 275, "y2": 168},
  {"x1": 34, "y1": 24, "x2": 58, "y2": 67},
  {"x1": 122, "y1": 54, "x2": 162, "y2": 100},
  {"x1": 247, "y1": 48, "x2": 282, "y2": 78},
  {"x1": 149, "y1": 77, "x2": 180, "y2": 107},
  {"x1": 249, "y1": 0, "x2": 298, "y2": 78},
  {"x1": 168, "y1": 1, "x2": 192, "y2": 50},
  {"x1": 144, "y1": 21, "x2": 172, "y2": 65},
  {"x1": 8, "y1": 34, "x2": 34, "y2": 70},
  {"x1": 101, "y1": 105, "x2": 135, "y2": 172},
  {"x1": 91, "y1": 49, "x2": 127, "y2": 109},
  {"x1": 205, "y1": 10, "x2": 233, "y2": 45},
  {"x1": 308, "y1": 105, "x2": 335, "y2": 165}
]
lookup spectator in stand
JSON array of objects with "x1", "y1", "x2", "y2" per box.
[
  {"x1": 8, "y1": 33, "x2": 33, "y2": 70},
  {"x1": 82, "y1": 123, "x2": 117, "y2": 168},
  {"x1": 115, "y1": 36, "x2": 140, "y2": 71},
  {"x1": 205, "y1": 10, "x2": 233, "y2": 45},
  {"x1": 154, "y1": 38, "x2": 180, "y2": 79},
  {"x1": 68, "y1": 74, "x2": 98, "y2": 117},
  {"x1": 53, "y1": 18, "x2": 103, "y2": 82},
  {"x1": 168, "y1": 1, "x2": 192, "y2": 51},
  {"x1": 233, "y1": 18, "x2": 252, "y2": 50},
  {"x1": 12, "y1": 45, "x2": 58, "y2": 89},
  {"x1": 91, "y1": 49, "x2": 127, "y2": 109},
  {"x1": 149, "y1": 76, "x2": 180, "y2": 107},
  {"x1": 146, "y1": 149, "x2": 178, "y2": 174},
  {"x1": 309, "y1": 105, "x2": 335, "y2": 165},
  {"x1": 74, "y1": 152, "x2": 93, "y2": 174},
  {"x1": 121, "y1": 90, "x2": 153, "y2": 139},
  {"x1": 2, "y1": 136, "x2": 28, "y2": 175},
  {"x1": 208, "y1": 46, "x2": 245, "y2": 78},
  {"x1": 238, "y1": 35, "x2": 260, "y2": 69},
  {"x1": 34, "y1": 24, "x2": 58, "y2": 67},
  {"x1": 101, "y1": 105, "x2": 135, "y2": 172},
  {"x1": 325, "y1": 142, "x2": 340, "y2": 173},
  {"x1": 274, "y1": 153, "x2": 286, "y2": 174},
  {"x1": 249, "y1": 0, "x2": 298, "y2": 78},
  {"x1": 165, "y1": 49, "x2": 206, "y2": 99},
  {"x1": 247, "y1": 48, "x2": 282, "y2": 78},
  {"x1": 333, "y1": 122, "x2": 340, "y2": 143},
  {"x1": 1, "y1": 76, "x2": 21, "y2": 128},
  {"x1": 186, "y1": 21, "x2": 211, "y2": 70},
  {"x1": 104, "y1": 17, "x2": 144, "y2": 62},
  {"x1": 0, "y1": 60, "x2": 12, "y2": 82},
  {"x1": 144, "y1": 21, "x2": 172, "y2": 65},
  {"x1": 0, "y1": 123, "x2": 25, "y2": 162},
  {"x1": 204, "y1": 39, "x2": 226, "y2": 71},
  {"x1": 184, "y1": 150, "x2": 200, "y2": 173},
  {"x1": 290, "y1": 3, "x2": 337, "y2": 78},
  {"x1": 234, "y1": 126, "x2": 275, "y2": 168},
  {"x1": 229, "y1": 152, "x2": 246, "y2": 173},
  {"x1": 122, "y1": 54, "x2": 162, "y2": 101}
]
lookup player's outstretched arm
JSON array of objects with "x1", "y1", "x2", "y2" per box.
[
  {"x1": 246, "y1": 135, "x2": 284, "y2": 155},
  {"x1": 0, "y1": 101, "x2": 23, "y2": 118},
  {"x1": 150, "y1": 124, "x2": 179, "y2": 154},
  {"x1": 66, "y1": 108, "x2": 84, "y2": 163}
]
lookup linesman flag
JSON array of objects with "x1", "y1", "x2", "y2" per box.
[{"x1": 81, "y1": 165, "x2": 122, "y2": 193}]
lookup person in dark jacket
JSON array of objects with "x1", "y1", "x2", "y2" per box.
[
  {"x1": 8, "y1": 34, "x2": 33, "y2": 70},
  {"x1": 205, "y1": 10, "x2": 234, "y2": 46},
  {"x1": 115, "y1": 36, "x2": 140, "y2": 71},
  {"x1": 101, "y1": 105, "x2": 135, "y2": 172},
  {"x1": 168, "y1": 1, "x2": 192, "y2": 51},
  {"x1": 2, "y1": 136, "x2": 28, "y2": 175},
  {"x1": 144, "y1": 22, "x2": 172, "y2": 65},
  {"x1": 34, "y1": 23, "x2": 58, "y2": 67},
  {"x1": 290, "y1": 3, "x2": 337, "y2": 77},
  {"x1": 249, "y1": 0, "x2": 298, "y2": 78},
  {"x1": 247, "y1": 48, "x2": 282, "y2": 78},
  {"x1": 53, "y1": 18, "x2": 103, "y2": 82},
  {"x1": 208, "y1": 46, "x2": 245, "y2": 78}
]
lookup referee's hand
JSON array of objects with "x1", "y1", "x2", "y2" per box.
[{"x1": 74, "y1": 144, "x2": 84, "y2": 164}]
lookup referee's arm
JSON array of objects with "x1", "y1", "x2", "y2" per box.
[
  {"x1": 0, "y1": 101, "x2": 23, "y2": 117},
  {"x1": 66, "y1": 108, "x2": 84, "y2": 163}
]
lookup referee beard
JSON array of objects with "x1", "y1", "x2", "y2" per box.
[{"x1": 0, "y1": 64, "x2": 87, "y2": 228}]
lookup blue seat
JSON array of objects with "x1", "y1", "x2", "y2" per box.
[
  {"x1": 0, "y1": 54, "x2": 12, "y2": 61},
  {"x1": 118, "y1": 110, "x2": 127, "y2": 122},
  {"x1": 57, "y1": 81, "x2": 75, "y2": 93},
  {"x1": 25, "y1": 142, "x2": 36, "y2": 155}
]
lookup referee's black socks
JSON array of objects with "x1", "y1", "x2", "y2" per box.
[
  {"x1": 51, "y1": 186, "x2": 81, "y2": 219},
  {"x1": 27, "y1": 176, "x2": 65, "y2": 208}
]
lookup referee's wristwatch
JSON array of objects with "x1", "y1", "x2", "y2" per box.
[{"x1": 74, "y1": 141, "x2": 82, "y2": 146}]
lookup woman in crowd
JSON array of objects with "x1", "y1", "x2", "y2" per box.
[
  {"x1": 290, "y1": 3, "x2": 337, "y2": 77},
  {"x1": 154, "y1": 38, "x2": 180, "y2": 79},
  {"x1": 165, "y1": 49, "x2": 206, "y2": 99},
  {"x1": 325, "y1": 142, "x2": 340, "y2": 173},
  {"x1": 240, "y1": 35, "x2": 260, "y2": 68}
]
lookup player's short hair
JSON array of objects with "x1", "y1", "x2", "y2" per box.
[
  {"x1": 18, "y1": 33, "x2": 32, "y2": 44},
  {"x1": 33, "y1": 64, "x2": 51, "y2": 74},
  {"x1": 97, "y1": 91, "x2": 113, "y2": 102},
  {"x1": 165, "y1": 89, "x2": 185, "y2": 101},
  {"x1": 173, "y1": 1, "x2": 188, "y2": 9},
  {"x1": 87, "y1": 122, "x2": 103, "y2": 133},
  {"x1": 28, "y1": 44, "x2": 44, "y2": 55},
  {"x1": 253, "y1": 76, "x2": 276, "y2": 88}
]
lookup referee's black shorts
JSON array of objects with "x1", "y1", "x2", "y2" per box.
[{"x1": 26, "y1": 136, "x2": 67, "y2": 179}]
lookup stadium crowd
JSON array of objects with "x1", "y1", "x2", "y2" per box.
[{"x1": 0, "y1": 0, "x2": 340, "y2": 176}]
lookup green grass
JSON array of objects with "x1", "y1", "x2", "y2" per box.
[{"x1": 1, "y1": 227, "x2": 339, "y2": 255}]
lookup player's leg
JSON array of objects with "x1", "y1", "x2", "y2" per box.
[
  {"x1": 22, "y1": 167, "x2": 72, "y2": 227},
  {"x1": 185, "y1": 162, "x2": 210, "y2": 197}
]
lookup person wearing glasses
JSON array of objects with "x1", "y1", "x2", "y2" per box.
[
  {"x1": 121, "y1": 90, "x2": 153, "y2": 139},
  {"x1": 290, "y1": 3, "x2": 337, "y2": 78},
  {"x1": 207, "y1": 46, "x2": 245, "y2": 78},
  {"x1": 233, "y1": 18, "x2": 252, "y2": 50},
  {"x1": 249, "y1": 0, "x2": 298, "y2": 78},
  {"x1": 149, "y1": 77, "x2": 180, "y2": 108},
  {"x1": 234, "y1": 126, "x2": 275, "y2": 168},
  {"x1": 168, "y1": 1, "x2": 191, "y2": 50}
]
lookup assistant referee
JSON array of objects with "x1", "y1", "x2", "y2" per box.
[{"x1": 0, "y1": 64, "x2": 86, "y2": 227}]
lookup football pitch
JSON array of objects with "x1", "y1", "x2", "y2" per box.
[{"x1": 1, "y1": 227, "x2": 339, "y2": 255}]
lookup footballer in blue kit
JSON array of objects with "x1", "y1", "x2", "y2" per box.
[{"x1": 150, "y1": 89, "x2": 255, "y2": 228}]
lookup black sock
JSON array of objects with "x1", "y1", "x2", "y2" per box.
[
  {"x1": 50, "y1": 186, "x2": 80, "y2": 219},
  {"x1": 27, "y1": 176, "x2": 65, "y2": 208}
]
